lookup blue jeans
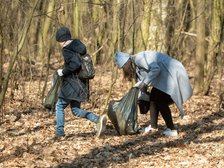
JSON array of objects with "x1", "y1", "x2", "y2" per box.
[{"x1": 56, "y1": 98, "x2": 99, "y2": 136}]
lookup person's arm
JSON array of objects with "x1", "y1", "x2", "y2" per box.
[
  {"x1": 142, "y1": 62, "x2": 161, "y2": 86},
  {"x1": 135, "y1": 62, "x2": 160, "y2": 92}
]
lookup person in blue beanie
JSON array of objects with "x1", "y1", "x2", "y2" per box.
[
  {"x1": 55, "y1": 26, "x2": 107, "y2": 138},
  {"x1": 114, "y1": 51, "x2": 192, "y2": 136}
]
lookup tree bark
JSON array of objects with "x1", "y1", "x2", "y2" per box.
[
  {"x1": 204, "y1": 0, "x2": 222, "y2": 95},
  {"x1": 0, "y1": 28, "x2": 3, "y2": 93},
  {"x1": 140, "y1": 0, "x2": 153, "y2": 50},
  {"x1": 0, "y1": 0, "x2": 40, "y2": 110},
  {"x1": 194, "y1": 0, "x2": 206, "y2": 95},
  {"x1": 43, "y1": 0, "x2": 55, "y2": 46},
  {"x1": 164, "y1": 0, "x2": 176, "y2": 55},
  {"x1": 73, "y1": 0, "x2": 79, "y2": 37}
]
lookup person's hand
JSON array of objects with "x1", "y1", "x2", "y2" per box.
[
  {"x1": 57, "y1": 69, "x2": 63, "y2": 76},
  {"x1": 134, "y1": 81, "x2": 142, "y2": 88},
  {"x1": 137, "y1": 81, "x2": 148, "y2": 92}
]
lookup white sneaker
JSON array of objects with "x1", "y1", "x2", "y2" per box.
[
  {"x1": 96, "y1": 115, "x2": 107, "y2": 137},
  {"x1": 139, "y1": 125, "x2": 158, "y2": 133},
  {"x1": 162, "y1": 128, "x2": 178, "y2": 136}
]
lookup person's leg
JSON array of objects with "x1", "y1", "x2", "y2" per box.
[
  {"x1": 149, "y1": 88, "x2": 159, "y2": 129},
  {"x1": 149, "y1": 101, "x2": 159, "y2": 129},
  {"x1": 140, "y1": 88, "x2": 159, "y2": 133},
  {"x1": 70, "y1": 100, "x2": 99, "y2": 123},
  {"x1": 158, "y1": 104, "x2": 177, "y2": 136},
  {"x1": 153, "y1": 89, "x2": 178, "y2": 136},
  {"x1": 55, "y1": 98, "x2": 69, "y2": 136},
  {"x1": 153, "y1": 88, "x2": 175, "y2": 130},
  {"x1": 157, "y1": 102, "x2": 175, "y2": 130},
  {"x1": 70, "y1": 100, "x2": 107, "y2": 137}
]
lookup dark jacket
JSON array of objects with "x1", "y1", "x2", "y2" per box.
[{"x1": 59, "y1": 39, "x2": 89, "y2": 102}]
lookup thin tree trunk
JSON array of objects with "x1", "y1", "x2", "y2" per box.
[
  {"x1": 0, "y1": 0, "x2": 40, "y2": 110},
  {"x1": 204, "y1": 0, "x2": 221, "y2": 95},
  {"x1": 73, "y1": 0, "x2": 79, "y2": 37},
  {"x1": 131, "y1": 0, "x2": 136, "y2": 54},
  {"x1": 0, "y1": 30, "x2": 3, "y2": 93},
  {"x1": 213, "y1": 0, "x2": 224, "y2": 108},
  {"x1": 43, "y1": 0, "x2": 55, "y2": 46},
  {"x1": 164, "y1": 0, "x2": 176, "y2": 55},
  {"x1": 102, "y1": 0, "x2": 121, "y2": 114},
  {"x1": 121, "y1": 2, "x2": 128, "y2": 51},
  {"x1": 39, "y1": 0, "x2": 55, "y2": 94},
  {"x1": 141, "y1": 0, "x2": 153, "y2": 50},
  {"x1": 194, "y1": 0, "x2": 206, "y2": 95}
]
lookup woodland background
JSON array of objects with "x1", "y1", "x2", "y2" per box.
[{"x1": 0, "y1": 0, "x2": 224, "y2": 168}]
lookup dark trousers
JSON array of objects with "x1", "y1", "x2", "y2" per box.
[{"x1": 150, "y1": 87, "x2": 175, "y2": 130}]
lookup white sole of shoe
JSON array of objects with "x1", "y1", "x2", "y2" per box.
[
  {"x1": 96, "y1": 115, "x2": 107, "y2": 137},
  {"x1": 162, "y1": 130, "x2": 178, "y2": 136}
]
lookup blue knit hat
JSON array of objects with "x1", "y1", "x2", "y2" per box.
[{"x1": 114, "y1": 52, "x2": 130, "y2": 68}]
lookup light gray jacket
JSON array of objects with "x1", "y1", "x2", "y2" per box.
[{"x1": 132, "y1": 51, "x2": 193, "y2": 117}]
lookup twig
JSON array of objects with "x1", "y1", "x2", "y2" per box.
[{"x1": 180, "y1": 31, "x2": 209, "y2": 42}]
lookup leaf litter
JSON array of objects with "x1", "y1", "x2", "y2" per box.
[{"x1": 0, "y1": 67, "x2": 223, "y2": 168}]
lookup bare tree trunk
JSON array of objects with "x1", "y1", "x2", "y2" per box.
[
  {"x1": 172, "y1": 0, "x2": 191, "y2": 60},
  {"x1": 140, "y1": 0, "x2": 153, "y2": 50},
  {"x1": 164, "y1": 0, "x2": 176, "y2": 55},
  {"x1": 212, "y1": 0, "x2": 224, "y2": 108},
  {"x1": 43, "y1": 0, "x2": 55, "y2": 46},
  {"x1": 0, "y1": 29, "x2": 3, "y2": 93},
  {"x1": 41, "y1": 45, "x2": 53, "y2": 103},
  {"x1": 119, "y1": 1, "x2": 128, "y2": 51},
  {"x1": 39, "y1": 0, "x2": 55, "y2": 95},
  {"x1": 73, "y1": 0, "x2": 79, "y2": 37},
  {"x1": 102, "y1": 0, "x2": 124, "y2": 113},
  {"x1": 0, "y1": 0, "x2": 40, "y2": 110},
  {"x1": 189, "y1": 0, "x2": 196, "y2": 31},
  {"x1": 93, "y1": 0, "x2": 103, "y2": 64},
  {"x1": 131, "y1": 0, "x2": 136, "y2": 54},
  {"x1": 204, "y1": 0, "x2": 222, "y2": 95},
  {"x1": 194, "y1": 0, "x2": 206, "y2": 95}
]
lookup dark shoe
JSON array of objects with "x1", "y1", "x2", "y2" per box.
[
  {"x1": 54, "y1": 134, "x2": 65, "y2": 141},
  {"x1": 96, "y1": 115, "x2": 107, "y2": 137}
]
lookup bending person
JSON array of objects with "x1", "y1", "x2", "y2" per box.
[{"x1": 114, "y1": 51, "x2": 192, "y2": 136}]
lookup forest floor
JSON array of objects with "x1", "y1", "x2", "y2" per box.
[{"x1": 0, "y1": 66, "x2": 224, "y2": 168}]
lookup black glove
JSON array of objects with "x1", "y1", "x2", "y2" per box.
[{"x1": 138, "y1": 82, "x2": 148, "y2": 92}]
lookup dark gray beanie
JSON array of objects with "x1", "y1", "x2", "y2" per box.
[{"x1": 55, "y1": 26, "x2": 71, "y2": 42}]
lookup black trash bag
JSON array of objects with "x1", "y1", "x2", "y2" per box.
[
  {"x1": 138, "y1": 100, "x2": 150, "y2": 114},
  {"x1": 107, "y1": 87, "x2": 139, "y2": 135},
  {"x1": 43, "y1": 71, "x2": 62, "y2": 112},
  {"x1": 138, "y1": 91, "x2": 150, "y2": 114}
]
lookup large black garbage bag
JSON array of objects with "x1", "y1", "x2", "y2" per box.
[
  {"x1": 107, "y1": 87, "x2": 139, "y2": 135},
  {"x1": 43, "y1": 71, "x2": 62, "y2": 112}
]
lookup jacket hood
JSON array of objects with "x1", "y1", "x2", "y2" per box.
[{"x1": 64, "y1": 39, "x2": 87, "y2": 55}]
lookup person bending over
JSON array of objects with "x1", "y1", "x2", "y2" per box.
[{"x1": 114, "y1": 51, "x2": 192, "y2": 136}]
